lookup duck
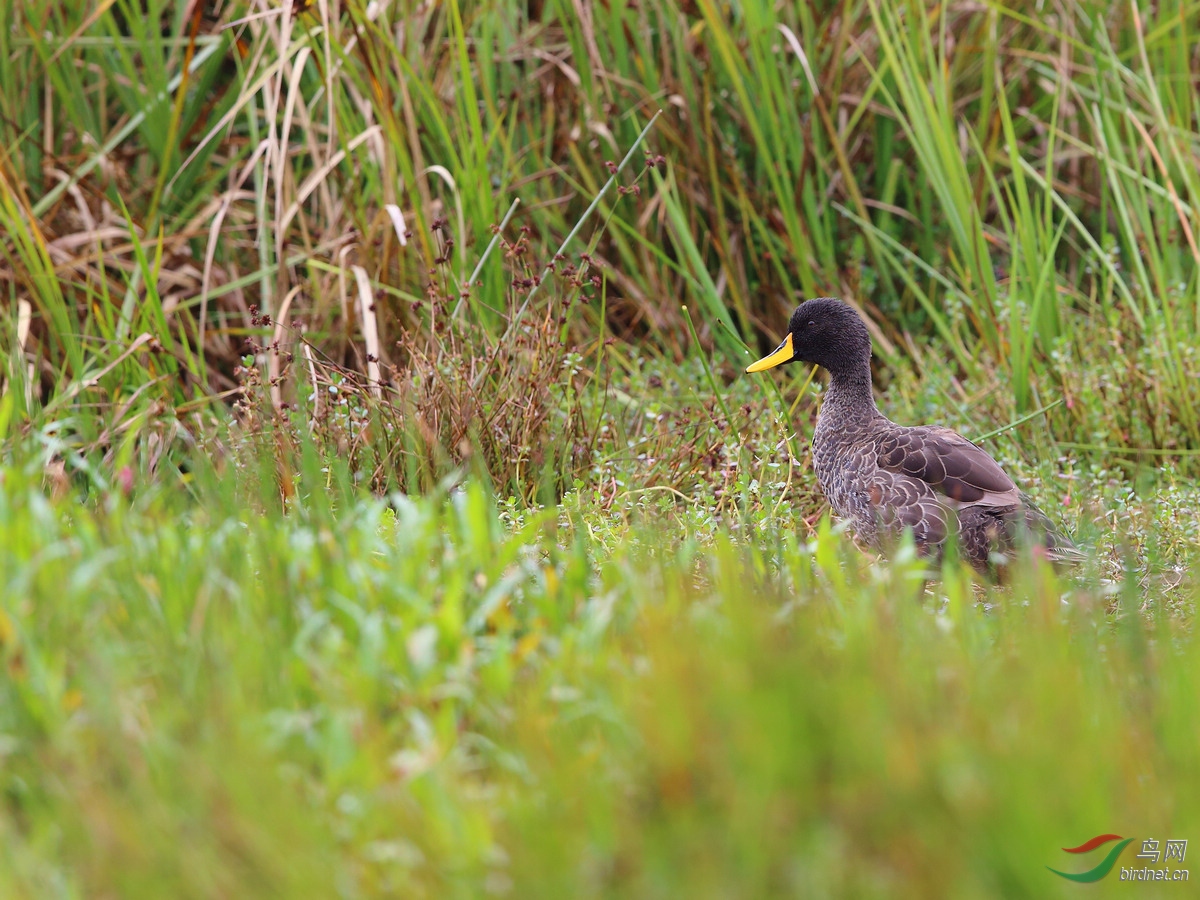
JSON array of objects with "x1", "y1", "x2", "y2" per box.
[{"x1": 746, "y1": 297, "x2": 1082, "y2": 577}]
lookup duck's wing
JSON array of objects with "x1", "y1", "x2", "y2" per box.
[
  {"x1": 863, "y1": 466, "x2": 951, "y2": 551},
  {"x1": 870, "y1": 426, "x2": 1082, "y2": 571},
  {"x1": 874, "y1": 425, "x2": 1020, "y2": 508}
]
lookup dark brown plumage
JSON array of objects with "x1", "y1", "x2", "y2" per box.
[{"x1": 746, "y1": 298, "x2": 1082, "y2": 577}]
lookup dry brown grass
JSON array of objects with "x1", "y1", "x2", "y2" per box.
[{"x1": 3, "y1": 0, "x2": 1200, "y2": 489}]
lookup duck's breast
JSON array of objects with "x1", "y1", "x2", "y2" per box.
[{"x1": 811, "y1": 426, "x2": 883, "y2": 541}]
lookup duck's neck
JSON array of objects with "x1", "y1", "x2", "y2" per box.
[
  {"x1": 817, "y1": 365, "x2": 881, "y2": 436},
  {"x1": 824, "y1": 365, "x2": 876, "y2": 411}
]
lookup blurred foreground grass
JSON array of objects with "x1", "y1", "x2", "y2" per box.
[{"x1": 0, "y1": 450, "x2": 1195, "y2": 898}]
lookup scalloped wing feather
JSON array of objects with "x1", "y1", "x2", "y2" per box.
[{"x1": 875, "y1": 425, "x2": 1019, "y2": 508}]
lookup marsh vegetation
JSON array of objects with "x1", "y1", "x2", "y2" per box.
[{"x1": 0, "y1": 0, "x2": 1197, "y2": 895}]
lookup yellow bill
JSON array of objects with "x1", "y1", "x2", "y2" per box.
[{"x1": 745, "y1": 333, "x2": 794, "y2": 373}]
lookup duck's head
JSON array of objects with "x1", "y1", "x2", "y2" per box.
[{"x1": 745, "y1": 297, "x2": 872, "y2": 377}]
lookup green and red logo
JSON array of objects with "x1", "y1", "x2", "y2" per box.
[
  {"x1": 1050, "y1": 835, "x2": 1188, "y2": 883},
  {"x1": 1049, "y1": 834, "x2": 1133, "y2": 882}
]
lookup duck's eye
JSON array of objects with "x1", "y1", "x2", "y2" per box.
[{"x1": 807, "y1": 320, "x2": 815, "y2": 328}]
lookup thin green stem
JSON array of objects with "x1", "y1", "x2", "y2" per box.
[{"x1": 682, "y1": 304, "x2": 732, "y2": 425}]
